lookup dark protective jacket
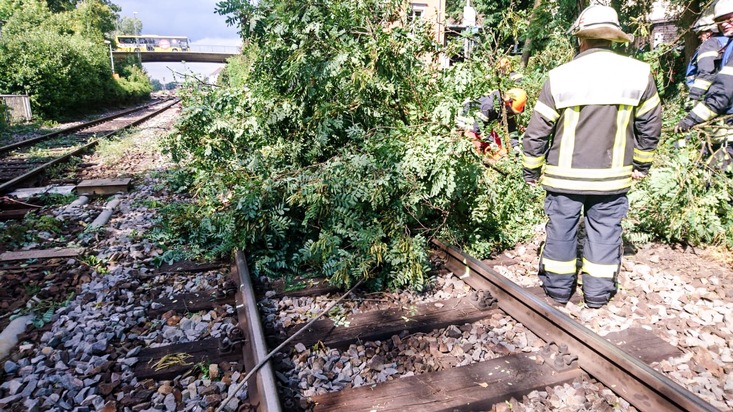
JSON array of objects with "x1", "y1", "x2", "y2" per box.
[
  {"x1": 688, "y1": 36, "x2": 729, "y2": 101},
  {"x1": 456, "y1": 90, "x2": 517, "y2": 136},
  {"x1": 522, "y1": 48, "x2": 662, "y2": 195},
  {"x1": 679, "y1": 41, "x2": 733, "y2": 142}
]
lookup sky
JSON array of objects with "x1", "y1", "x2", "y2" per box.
[{"x1": 112, "y1": 0, "x2": 242, "y2": 82}]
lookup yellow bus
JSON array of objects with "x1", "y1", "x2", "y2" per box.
[{"x1": 115, "y1": 35, "x2": 190, "y2": 52}]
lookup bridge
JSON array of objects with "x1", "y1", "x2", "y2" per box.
[{"x1": 113, "y1": 45, "x2": 240, "y2": 64}]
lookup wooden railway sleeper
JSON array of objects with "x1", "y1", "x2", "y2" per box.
[
  {"x1": 468, "y1": 289, "x2": 497, "y2": 310},
  {"x1": 540, "y1": 341, "x2": 579, "y2": 372}
]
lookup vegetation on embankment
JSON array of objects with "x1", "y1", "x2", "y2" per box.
[
  {"x1": 0, "y1": 0, "x2": 151, "y2": 122},
  {"x1": 158, "y1": 0, "x2": 732, "y2": 290}
]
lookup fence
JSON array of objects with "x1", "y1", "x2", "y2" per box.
[{"x1": 0, "y1": 94, "x2": 32, "y2": 123}]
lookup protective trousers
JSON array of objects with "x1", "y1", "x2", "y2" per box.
[{"x1": 538, "y1": 192, "x2": 628, "y2": 308}]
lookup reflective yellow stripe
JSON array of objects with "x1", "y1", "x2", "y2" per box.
[
  {"x1": 691, "y1": 102, "x2": 717, "y2": 121},
  {"x1": 534, "y1": 101, "x2": 560, "y2": 122},
  {"x1": 719, "y1": 66, "x2": 733, "y2": 76},
  {"x1": 636, "y1": 93, "x2": 660, "y2": 117},
  {"x1": 544, "y1": 165, "x2": 632, "y2": 178},
  {"x1": 540, "y1": 176, "x2": 633, "y2": 192},
  {"x1": 690, "y1": 79, "x2": 712, "y2": 90},
  {"x1": 558, "y1": 107, "x2": 579, "y2": 168},
  {"x1": 633, "y1": 148, "x2": 655, "y2": 163},
  {"x1": 543, "y1": 258, "x2": 576, "y2": 275},
  {"x1": 612, "y1": 105, "x2": 631, "y2": 168},
  {"x1": 522, "y1": 154, "x2": 545, "y2": 169},
  {"x1": 582, "y1": 258, "x2": 617, "y2": 278}
]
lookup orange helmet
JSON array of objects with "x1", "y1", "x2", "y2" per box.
[{"x1": 504, "y1": 88, "x2": 527, "y2": 114}]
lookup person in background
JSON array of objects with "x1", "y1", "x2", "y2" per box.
[
  {"x1": 456, "y1": 88, "x2": 527, "y2": 159},
  {"x1": 686, "y1": 14, "x2": 728, "y2": 103},
  {"x1": 522, "y1": 5, "x2": 662, "y2": 308},
  {"x1": 676, "y1": 0, "x2": 733, "y2": 171}
]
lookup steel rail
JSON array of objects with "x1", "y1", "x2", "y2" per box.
[
  {"x1": 233, "y1": 250, "x2": 282, "y2": 412},
  {"x1": 0, "y1": 99, "x2": 169, "y2": 155},
  {"x1": 432, "y1": 239, "x2": 719, "y2": 412},
  {"x1": 0, "y1": 99, "x2": 179, "y2": 194}
]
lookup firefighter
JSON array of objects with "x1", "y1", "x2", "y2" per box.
[
  {"x1": 676, "y1": 0, "x2": 733, "y2": 172},
  {"x1": 522, "y1": 5, "x2": 662, "y2": 308},
  {"x1": 456, "y1": 88, "x2": 527, "y2": 158},
  {"x1": 686, "y1": 13, "x2": 727, "y2": 103}
]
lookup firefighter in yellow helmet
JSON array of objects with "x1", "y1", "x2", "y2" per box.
[
  {"x1": 522, "y1": 5, "x2": 662, "y2": 308},
  {"x1": 456, "y1": 88, "x2": 527, "y2": 157}
]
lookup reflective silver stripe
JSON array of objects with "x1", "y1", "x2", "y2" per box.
[
  {"x1": 543, "y1": 258, "x2": 576, "y2": 274},
  {"x1": 522, "y1": 154, "x2": 545, "y2": 169},
  {"x1": 582, "y1": 258, "x2": 616, "y2": 278},
  {"x1": 691, "y1": 102, "x2": 717, "y2": 121},
  {"x1": 633, "y1": 148, "x2": 655, "y2": 163},
  {"x1": 719, "y1": 66, "x2": 733, "y2": 76},
  {"x1": 544, "y1": 165, "x2": 632, "y2": 178},
  {"x1": 612, "y1": 105, "x2": 631, "y2": 168},
  {"x1": 558, "y1": 107, "x2": 580, "y2": 168},
  {"x1": 474, "y1": 111, "x2": 489, "y2": 122},
  {"x1": 550, "y1": 52, "x2": 649, "y2": 108},
  {"x1": 534, "y1": 101, "x2": 560, "y2": 122},
  {"x1": 636, "y1": 93, "x2": 660, "y2": 117},
  {"x1": 698, "y1": 51, "x2": 719, "y2": 60},
  {"x1": 540, "y1": 176, "x2": 633, "y2": 192}
]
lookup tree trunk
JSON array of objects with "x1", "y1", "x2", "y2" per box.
[
  {"x1": 681, "y1": 0, "x2": 702, "y2": 65},
  {"x1": 520, "y1": 0, "x2": 543, "y2": 68}
]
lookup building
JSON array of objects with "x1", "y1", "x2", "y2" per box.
[{"x1": 409, "y1": 0, "x2": 447, "y2": 44}]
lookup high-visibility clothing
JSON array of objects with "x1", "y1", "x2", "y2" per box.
[
  {"x1": 679, "y1": 41, "x2": 733, "y2": 145},
  {"x1": 687, "y1": 36, "x2": 729, "y2": 101},
  {"x1": 522, "y1": 48, "x2": 662, "y2": 195},
  {"x1": 456, "y1": 90, "x2": 520, "y2": 149},
  {"x1": 456, "y1": 90, "x2": 518, "y2": 136},
  {"x1": 539, "y1": 192, "x2": 628, "y2": 307}
]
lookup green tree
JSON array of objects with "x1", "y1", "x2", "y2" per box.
[
  {"x1": 117, "y1": 15, "x2": 141, "y2": 35},
  {"x1": 161, "y1": 0, "x2": 545, "y2": 289},
  {"x1": 0, "y1": 0, "x2": 150, "y2": 119}
]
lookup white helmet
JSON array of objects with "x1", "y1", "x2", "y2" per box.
[
  {"x1": 694, "y1": 14, "x2": 719, "y2": 33},
  {"x1": 568, "y1": 5, "x2": 634, "y2": 43},
  {"x1": 714, "y1": 0, "x2": 733, "y2": 21}
]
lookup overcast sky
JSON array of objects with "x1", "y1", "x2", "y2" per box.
[{"x1": 113, "y1": 0, "x2": 242, "y2": 82}]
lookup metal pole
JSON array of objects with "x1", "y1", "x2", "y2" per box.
[
  {"x1": 108, "y1": 43, "x2": 115, "y2": 74},
  {"x1": 104, "y1": 40, "x2": 115, "y2": 75}
]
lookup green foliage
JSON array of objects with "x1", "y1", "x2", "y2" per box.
[
  {"x1": 154, "y1": 0, "x2": 733, "y2": 293},
  {"x1": 626, "y1": 133, "x2": 733, "y2": 247},
  {"x1": 160, "y1": 0, "x2": 545, "y2": 290},
  {"x1": 116, "y1": 15, "x2": 142, "y2": 35},
  {"x1": 0, "y1": 212, "x2": 63, "y2": 250},
  {"x1": 0, "y1": 101, "x2": 7, "y2": 131},
  {"x1": 0, "y1": 0, "x2": 150, "y2": 120}
]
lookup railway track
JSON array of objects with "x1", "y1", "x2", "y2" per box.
[
  {"x1": 220, "y1": 242, "x2": 720, "y2": 412},
  {"x1": 0, "y1": 98, "x2": 179, "y2": 194},
  {"x1": 0, "y1": 222, "x2": 720, "y2": 410}
]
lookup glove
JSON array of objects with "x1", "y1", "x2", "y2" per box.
[{"x1": 674, "y1": 119, "x2": 694, "y2": 133}]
